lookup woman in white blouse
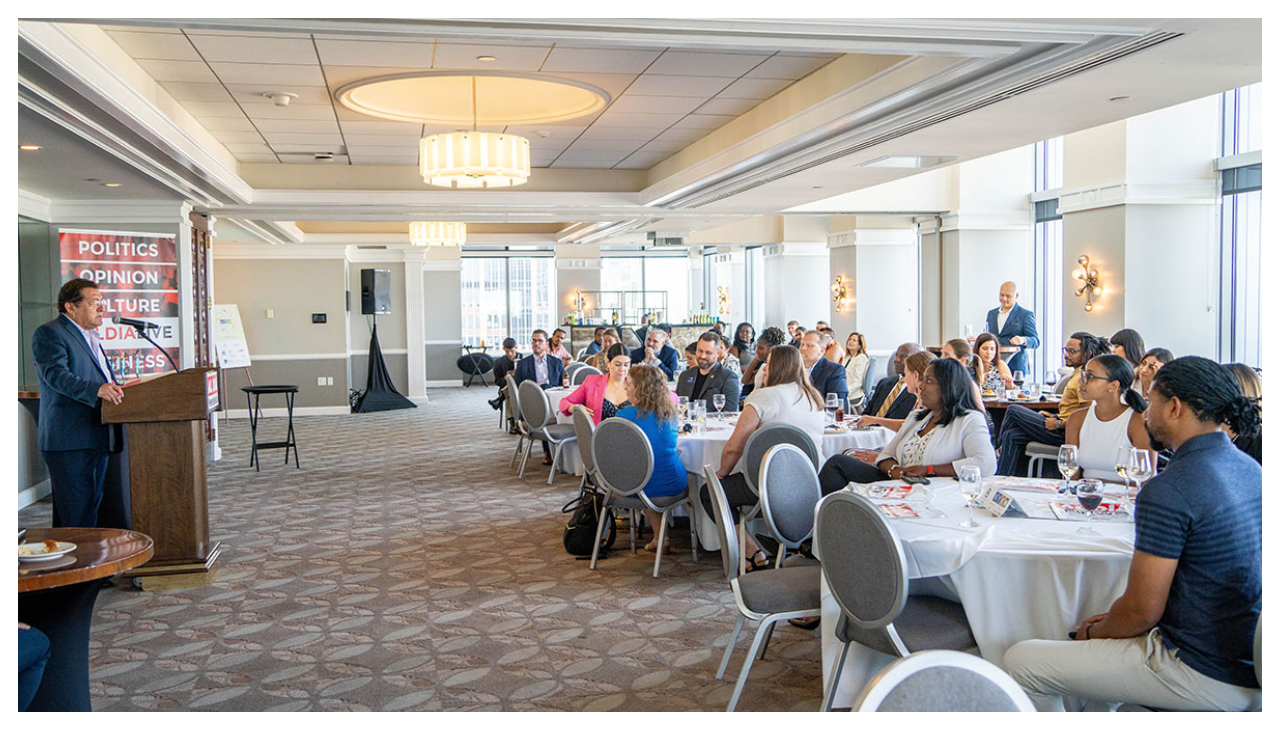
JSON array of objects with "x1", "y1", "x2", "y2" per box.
[
  {"x1": 699, "y1": 344, "x2": 825, "y2": 569},
  {"x1": 818, "y1": 358, "x2": 997, "y2": 494},
  {"x1": 843, "y1": 332, "x2": 871, "y2": 406}
]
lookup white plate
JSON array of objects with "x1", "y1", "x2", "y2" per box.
[{"x1": 18, "y1": 541, "x2": 77, "y2": 562}]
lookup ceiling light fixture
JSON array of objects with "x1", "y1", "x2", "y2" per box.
[
  {"x1": 262, "y1": 92, "x2": 298, "y2": 107},
  {"x1": 476, "y1": 55, "x2": 497, "y2": 62},
  {"x1": 419, "y1": 77, "x2": 530, "y2": 188},
  {"x1": 103, "y1": 183, "x2": 123, "y2": 188},
  {"x1": 19, "y1": 144, "x2": 42, "y2": 151},
  {"x1": 409, "y1": 221, "x2": 467, "y2": 247}
]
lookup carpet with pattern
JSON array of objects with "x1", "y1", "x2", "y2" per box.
[{"x1": 19, "y1": 387, "x2": 825, "y2": 711}]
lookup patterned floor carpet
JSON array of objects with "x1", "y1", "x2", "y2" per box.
[{"x1": 19, "y1": 387, "x2": 826, "y2": 711}]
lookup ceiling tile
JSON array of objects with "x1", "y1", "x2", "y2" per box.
[
  {"x1": 541, "y1": 71, "x2": 639, "y2": 99},
  {"x1": 649, "y1": 127, "x2": 708, "y2": 145},
  {"x1": 270, "y1": 144, "x2": 345, "y2": 154},
  {"x1": 224, "y1": 143, "x2": 276, "y2": 155},
  {"x1": 324, "y1": 65, "x2": 424, "y2": 90},
  {"x1": 184, "y1": 29, "x2": 311, "y2": 38},
  {"x1": 502, "y1": 125, "x2": 588, "y2": 140},
  {"x1": 208, "y1": 62, "x2": 327, "y2": 87},
  {"x1": 337, "y1": 120, "x2": 426, "y2": 136},
  {"x1": 181, "y1": 101, "x2": 247, "y2": 118},
  {"x1": 345, "y1": 144, "x2": 419, "y2": 155},
  {"x1": 614, "y1": 151, "x2": 671, "y2": 169},
  {"x1": 694, "y1": 97, "x2": 761, "y2": 116},
  {"x1": 234, "y1": 153, "x2": 280, "y2": 163},
  {"x1": 99, "y1": 25, "x2": 182, "y2": 34},
  {"x1": 188, "y1": 35, "x2": 319, "y2": 65},
  {"x1": 566, "y1": 139, "x2": 645, "y2": 152},
  {"x1": 342, "y1": 133, "x2": 422, "y2": 146},
  {"x1": 315, "y1": 38, "x2": 435, "y2": 68},
  {"x1": 160, "y1": 82, "x2": 235, "y2": 102},
  {"x1": 645, "y1": 51, "x2": 769, "y2": 77},
  {"x1": 253, "y1": 119, "x2": 341, "y2": 134},
  {"x1": 432, "y1": 43, "x2": 552, "y2": 71},
  {"x1": 671, "y1": 114, "x2": 736, "y2": 130},
  {"x1": 624, "y1": 74, "x2": 732, "y2": 97},
  {"x1": 260, "y1": 133, "x2": 346, "y2": 146},
  {"x1": 276, "y1": 154, "x2": 352, "y2": 164},
  {"x1": 107, "y1": 31, "x2": 201, "y2": 61},
  {"x1": 575, "y1": 126, "x2": 660, "y2": 141},
  {"x1": 554, "y1": 150, "x2": 629, "y2": 162},
  {"x1": 716, "y1": 77, "x2": 794, "y2": 99},
  {"x1": 350, "y1": 155, "x2": 416, "y2": 165},
  {"x1": 745, "y1": 54, "x2": 834, "y2": 80},
  {"x1": 228, "y1": 85, "x2": 334, "y2": 105},
  {"x1": 198, "y1": 117, "x2": 258, "y2": 132},
  {"x1": 592, "y1": 111, "x2": 684, "y2": 128},
  {"x1": 552, "y1": 159, "x2": 617, "y2": 169},
  {"x1": 208, "y1": 130, "x2": 268, "y2": 144},
  {"x1": 136, "y1": 59, "x2": 219, "y2": 83},
  {"x1": 243, "y1": 104, "x2": 337, "y2": 121},
  {"x1": 541, "y1": 47, "x2": 661, "y2": 74},
  {"x1": 607, "y1": 95, "x2": 704, "y2": 115}
]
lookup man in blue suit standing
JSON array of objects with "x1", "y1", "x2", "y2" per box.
[
  {"x1": 984, "y1": 281, "x2": 1040, "y2": 376},
  {"x1": 512, "y1": 329, "x2": 565, "y2": 465},
  {"x1": 631, "y1": 326, "x2": 679, "y2": 381},
  {"x1": 799, "y1": 331, "x2": 848, "y2": 404},
  {"x1": 31, "y1": 278, "x2": 126, "y2": 528}
]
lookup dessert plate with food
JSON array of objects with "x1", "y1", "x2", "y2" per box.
[{"x1": 18, "y1": 539, "x2": 77, "y2": 562}]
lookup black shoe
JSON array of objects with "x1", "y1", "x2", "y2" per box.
[
  {"x1": 488, "y1": 398, "x2": 501, "y2": 410},
  {"x1": 788, "y1": 617, "x2": 821, "y2": 630}
]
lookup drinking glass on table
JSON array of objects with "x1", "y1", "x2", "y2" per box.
[
  {"x1": 692, "y1": 400, "x2": 707, "y2": 433},
  {"x1": 957, "y1": 465, "x2": 982, "y2": 528},
  {"x1": 1012, "y1": 370, "x2": 1025, "y2": 390},
  {"x1": 1045, "y1": 369, "x2": 1059, "y2": 388},
  {"x1": 1057, "y1": 444, "x2": 1080, "y2": 493},
  {"x1": 677, "y1": 396, "x2": 689, "y2": 426},
  {"x1": 1116, "y1": 446, "x2": 1134, "y2": 512},
  {"x1": 825, "y1": 393, "x2": 840, "y2": 424},
  {"x1": 712, "y1": 393, "x2": 726, "y2": 420},
  {"x1": 1075, "y1": 478, "x2": 1103, "y2": 533},
  {"x1": 1127, "y1": 449, "x2": 1154, "y2": 508}
]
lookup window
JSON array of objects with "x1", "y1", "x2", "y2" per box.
[
  {"x1": 644, "y1": 257, "x2": 690, "y2": 324},
  {"x1": 460, "y1": 257, "x2": 555, "y2": 347},
  {"x1": 1030, "y1": 137, "x2": 1065, "y2": 379},
  {"x1": 1218, "y1": 84, "x2": 1263, "y2": 367},
  {"x1": 745, "y1": 246, "x2": 765, "y2": 327},
  {"x1": 600, "y1": 254, "x2": 689, "y2": 323}
]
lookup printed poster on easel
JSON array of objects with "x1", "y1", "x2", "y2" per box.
[
  {"x1": 212, "y1": 304, "x2": 252, "y2": 369},
  {"x1": 59, "y1": 229, "x2": 179, "y2": 380}
]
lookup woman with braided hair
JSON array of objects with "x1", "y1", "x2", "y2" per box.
[
  {"x1": 1005, "y1": 356, "x2": 1261, "y2": 712},
  {"x1": 1223, "y1": 363, "x2": 1262, "y2": 464}
]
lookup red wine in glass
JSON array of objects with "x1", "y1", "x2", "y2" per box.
[
  {"x1": 1077, "y1": 493, "x2": 1103, "y2": 511},
  {"x1": 1012, "y1": 370, "x2": 1025, "y2": 389}
]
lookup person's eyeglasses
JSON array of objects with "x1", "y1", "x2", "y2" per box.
[
  {"x1": 83, "y1": 299, "x2": 104, "y2": 308},
  {"x1": 531, "y1": 338, "x2": 546, "y2": 344},
  {"x1": 1078, "y1": 371, "x2": 1113, "y2": 384},
  {"x1": 1062, "y1": 347, "x2": 1080, "y2": 355}
]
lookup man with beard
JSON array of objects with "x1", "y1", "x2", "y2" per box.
[
  {"x1": 995, "y1": 332, "x2": 1109, "y2": 475},
  {"x1": 1004, "y1": 357, "x2": 1261, "y2": 711}
]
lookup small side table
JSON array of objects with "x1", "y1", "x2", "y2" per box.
[
  {"x1": 460, "y1": 344, "x2": 491, "y2": 388},
  {"x1": 241, "y1": 385, "x2": 300, "y2": 471}
]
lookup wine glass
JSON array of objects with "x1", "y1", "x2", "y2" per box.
[
  {"x1": 1075, "y1": 479, "x2": 1103, "y2": 533},
  {"x1": 1012, "y1": 370, "x2": 1025, "y2": 390},
  {"x1": 825, "y1": 393, "x2": 840, "y2": 424},
  {"x1": 1045, "y1": 369, "x2": 1059, "y2": 388},
  {"x1": 1115, "y1": 446, "x2": 1133, "y2": 511},
  {"x1": 1057, "y1": 445, "x2": 1080, "y2": 493},
  {"x1": 957, "y1": 465, "x2": 982, "y2": 528},
  {"x1": 1127, "y1": 449, "x2": 1154, "y2": 507},
  {"x1": 712, "y1": 393, "x2": 726, "y2": 420}
]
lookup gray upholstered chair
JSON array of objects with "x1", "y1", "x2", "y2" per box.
[
  {"x1": 703, "y1": 465, "x2": 822, "y2": 712},
  {"x1": 506, "y1": 373, "x2": 529, "y2": 468},
  {"x1": 758, "y1": 443, "x2": 822, "y2": 568},
  {"x1": 816, "y1": 491, "x2": 977, "y2": 712},
  {"x1": 516, "y1": 381, "x2": 577, "y2": 485},
  {"x1": 589, "y1": 418, "x2": 697, "y2": 578},
  {"x1": 855, "y1": 355, "x2": 879, "y2": 414},
  {"x1": 735, "y1": 423, "x2": 820, "y2": 573},
  {"x1": 1026, "y1": 374, "x2": 1075, "y2": 476},
  {"x1": 853, "y1": 650, "x2": 1036, "y2": 712},
  {"x1": 570, "y1": 405, "x2": 597, "y2": 491},
  {"x1": 564, "y1": 361, "x2": 586, "y2": 382},
  {"x1": 571, "y1": 365, "x2": 601, "y2": 386},
  {"x1": 1255, "y1": 611, "x2": 1262, "y2": 687}
]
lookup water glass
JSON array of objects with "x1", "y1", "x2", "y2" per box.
[
  {"x1": 677, "y1": 396, "x2": 689, "y2": 425},
  {"x1": 712, "y1": 393, "x2": 726, "y2": 420},
  {"x1": 957, "y1": 465, "x2": 982, "y2": 528},
  {"x1": 692, "y1": 400, "x2": 707, "y2": 433},
  {"x1": 1057, "y1": 444, "x2": 1080, "y2": 492},
  {"x1": 1115, "y1": 446, "x2": 1134, "y2": 511}
]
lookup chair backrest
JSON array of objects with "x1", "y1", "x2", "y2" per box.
[
  {"x1": 1053, "y1": 371, "x2": 1071, "y2": 395},
  {"x1": 591, "y1": 418, "x2": 653, "y2": 498},
  {"x1": 741, "y1": 423, "x2": 820, "y2": 494},
  {"x1": 517, "y1": 381, "x2": 552, "y2": 430},
  {"x1": 758, "y1": 444, "x2": 823, "y2": 550},
  {"x1": 854, "y1": 650, "x2": 1036, "y2": 712},
  {"x1": 565, "y1": 361, "x2": 585, "y2": 378},
  {"x1": 816, "y1": 491, "x2": 908, "y2": 631},
  {"x1": 862, "y1": 355, "x2": 878, "y2": 406},
  {"x1": 571, "y1": 406, "x2": 597, "y2": 474},
  {"x1": 506, "y1": 374, "x2": 525, "y2": 426},
  {"x1": 1255, "y1": 611, "x2": 1262, "y2": 686},
  {"x1": 702, "y1": 465, "x2": 740, "y2": 582},
  {"x1": 572, "y1": 366, "x2": 601, "y2": 386}
]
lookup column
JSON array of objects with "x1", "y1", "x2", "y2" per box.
[
  {"x1": 827, "y1": 224, "x2": 919, "y2": 355},
  {"x1": 762, "y1": 243, "x2": 830, "y2": 328},
  {"x1": 405, "y1": 248, "x2": 427, "y2": 401}
]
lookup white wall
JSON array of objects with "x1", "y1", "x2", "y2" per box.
[{"x1": 763, "y1": 244, "x2": 829, "y2": 329}]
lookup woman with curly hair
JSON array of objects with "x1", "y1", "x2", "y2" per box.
[
  {"x1": 740, "y1": 326, "x2": 787, "y2": 399},
  {"x1": 616, "y1": 364, "x2": 684, "y2": 551}
]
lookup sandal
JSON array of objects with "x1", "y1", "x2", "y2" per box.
[
  {"x1": 644, "y1": 540, "x2": 673, "y2": 553},
  {"x1": 744, "y1": 549, "x2": 771, "y2": 573}
]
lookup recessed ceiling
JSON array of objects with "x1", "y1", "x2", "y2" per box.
[{"x1": 336, "y1": 72, "x2": 610, "y2": 126}]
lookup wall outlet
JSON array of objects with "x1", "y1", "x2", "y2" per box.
[
  {"x1": 266, "y1": 309, "x2": 275, "y2": 319},
  {"x1": 317, "y1": 376, "x2": 325, "y2": 386},
  {"x1": 325, "y1": 377, "x2": 334, "y2": 386}
]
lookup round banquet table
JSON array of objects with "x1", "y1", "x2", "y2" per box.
[
  {"x1": 817, "y1": 476, "x2": 1134, "y2": 709},
  {"x1": 18, "y1": 528, "x2": 154, "y2": 712}
]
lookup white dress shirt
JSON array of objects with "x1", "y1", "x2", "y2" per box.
[{"x1": 62, "y1": 314, "x2": 113, "y2": 381}]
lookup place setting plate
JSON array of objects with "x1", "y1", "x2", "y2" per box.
[{"x1": 18, "y1": 540, "x2": 77, "y2": 562}]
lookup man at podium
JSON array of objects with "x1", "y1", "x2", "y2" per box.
[{"x1": 31, "y1": 278, "x2": 126, "y2": 528}]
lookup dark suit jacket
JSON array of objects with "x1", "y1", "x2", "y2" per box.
[
  {"x1": 493, "y1": 354, "x2": 519, "y2": 390},
  {"x1": 631, "y1": 344, "x2": 679, "y2": 380},
  {"x1": 863, "y1": 375, "x2": 916, "y2": 420},
  {"x1": 513, "y1": 354, "x2": 564, "y2": 390},
  {"x1": 676, "y1": 363, "x2": 741, "y2": 412},
  {"x1": 32, "y1": 315, "x2": 119, "y2": 452},
  {"x1": 985, "y1": 303, "x2": 1040, "y2": 376},
  {"x1": 808, "y1": 357, "x2": 848, "y2": 403}
]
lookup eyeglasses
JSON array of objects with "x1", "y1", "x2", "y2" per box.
[
  {"x1": 1062, "y1": 347, "x2": 1081, "y2": 355},
  {"x1": 531, "y1": 338, "x2": 547, "y2": 344},
  {"x1": 81, "y1": 299, "x2": 104, "y2": 308},
  {"x1": 1078, "y1": 371, "x2": 1113, "y2": 384}
]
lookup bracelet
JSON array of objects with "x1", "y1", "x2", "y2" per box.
[{"x1": 1082, "y1": 624, "x2": 1091, "y2": 640}]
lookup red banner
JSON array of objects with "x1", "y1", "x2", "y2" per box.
[{"x1": 59, "y1": 229, "x2": 180, "y2": 379}]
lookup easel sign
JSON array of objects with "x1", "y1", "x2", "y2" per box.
[{"x1": 212, "y1": 304, "x2": 251, "y2": 419}]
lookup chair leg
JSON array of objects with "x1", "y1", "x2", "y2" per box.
[
  {"x1": 689, "y1": 507, "x2": 699, "y2": 563},
  {"x1": 510, "y1": 432, "x2": 524, "y2": 468},
  {"x1": 757, "y1": 622, "x2": 776, "y2": 660},
  {"x1": 727, "y1": 618, "x2": 774, "y2": 712},
  {"x1": 716, "y1": 615, "x2": 746, "y2": 680},
  {"x1": 518, "y1": 440, "x2": 533, "y2": 479},
  {"x1": 547, "y1": 442, "x2": 563, "y2": 486},
  {"x1": 629, "y1": 510, "x2": 638, "y2": 555},
  {"x1": 737, "y1": 520, "x2": 747, "y2": 576},
  {"x1": 652, "y1": 510, "x2": 670, "y2": 579},
  {"x1": 589, "y1": 493, "x2": 612, "y2": 571},
  {"x1": 821, "y1": 641, "x2": 851, "y2": 712},
  {"x1": 773, "y1": 546, "x2": 787, "y2": 569}
]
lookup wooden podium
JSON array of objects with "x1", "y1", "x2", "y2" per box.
[{"x1": 103, "y1": 367, "x2": 222, "y2": 576}]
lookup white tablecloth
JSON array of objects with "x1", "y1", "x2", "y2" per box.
[{"x1": 819, "y1": 476, "x2": 1134, "y2": 709}]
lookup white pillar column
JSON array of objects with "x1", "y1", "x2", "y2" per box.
[{"x1": 405, "y1": 249, "x2": 426, "y2": 400}]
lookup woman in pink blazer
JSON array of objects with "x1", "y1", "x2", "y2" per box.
[{"x1": 559, "y1": 344, "x2": 633, "y2": 425}]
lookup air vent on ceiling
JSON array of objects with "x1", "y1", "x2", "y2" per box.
[
  {"x1": 646, "y1": 231, "x2": 684, "y2": 247},
  {"x1": 356, "y1": 245, "x2": 387, "y2": 249}
]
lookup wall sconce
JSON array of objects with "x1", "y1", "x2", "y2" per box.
[
  {"x1": 1074, "y1": 255, "x2": 1102, "y2": 312},
  {"x1": 717, "y1": 286, "x2": 730, "y2": 315},
  {"x1": 832, "y1": 275, "x2": 852, "y2": 313},
  {"x1": 571, "y1": 289, "x2": 589, "y2": 315}
]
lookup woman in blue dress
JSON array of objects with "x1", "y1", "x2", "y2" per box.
[{"x1": 616, "y1": 364, "x2": 685, "y2": 552}]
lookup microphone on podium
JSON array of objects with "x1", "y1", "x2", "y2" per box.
[{"x1": 112, "y1": 315, "x2": 159, "y2": 331}]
